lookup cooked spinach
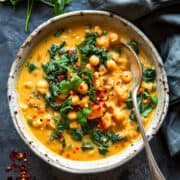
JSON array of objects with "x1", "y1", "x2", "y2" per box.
[
  {"x1": 68, "y1": 129, "x2": 83, "y2": 141},
  {"x1": 128, "y1": 40, "x2": 139, "y2": 54},
  {"x1": 143, "y1": 68, "x2": 156, "y2": 83},
  {"x1": 26, "y1": 62, "x2": 37, "y2": 73},
  {"x1": 81, "y1": 141, "x2": 94, "y2": 151},
  {"x1": 50, "y1": 117, "x2": 65, "y2": 141},
  {"x1": 48, "y1": 41, "x2": 66, "y2": 59},
  {"x1": 108, "y1": 133, "x2": 124, "y2": 143},
  {"x1": 54, "y1": 29, "x2": 64, "y2": 37}
]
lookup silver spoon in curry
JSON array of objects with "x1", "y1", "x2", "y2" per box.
[{"x1": 120, "y1": 42, "x2": 165, "y2": 180}]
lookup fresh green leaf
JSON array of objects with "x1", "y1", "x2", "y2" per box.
[
  {"x1": 77, "y1": 107, "x2": 92, "y2": 124},
  {"x1": 59, "y1": 80, "x2": 71, "y2": 94},
  {"x1": 70, "y1": 75, "x2": 82, "y2": 90}
]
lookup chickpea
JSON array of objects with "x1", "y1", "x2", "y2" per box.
[
  {"x1": 71, "y1": 95, "x2": 80, "y2": 106},
  {"x1": 86, "y1": 63, "x2": 94, "y2": 71},
  {"x1": 70, "y1": 122, "x2": 80, "y2": 129},
  {"x1": 80, "y1": 96, "x2": 89, "y2": 107},
  {"x1": 67, "y1": 111, "x2": 77, "y2": 121},
  {"x1": 101, "y1": 112, "x2": 112, "y2": 129},
  {"x1": 95, "y1": 78, "x2": 104, "y2": 91},
  {"x1": 93, "y1": 25, "x2": 102, "y2": 36},
  {"x1": 114, "y1": 86, "x2": 128, "y2": 102},
  {"x1": 106, "y1": 59, "x2": 117, "y2": 71},
  {"x1": 24, "y1": 81, "x2": 33, "y2": 88},
  {"x1": 118, "y1": 56, "x2": 129, "y2": 70},
  {"x1": 20, "y1": 103, "x2": 28, "y2": 111},
  {"x1": 98, "y1": 65, "x2": 107, "y2": 75},
  {"x1": 109, "y1": 32, "x2": 119, "y2": 44},
  {"x1": 109, "y1": 51, "x2": 119, "y2": 62},
  {"x1": 32, "y1": 119, "x2": 44, "y2": 128},
  {"x1": 105, "y1": 78, "x2": 114, "y2": 90},
  {"x1": 78, "y1": 82, "x2": 88, "y2": 94},
  {"x1": 96, "y1": 36, "x2": 110, "y2": 50},
  {"x1": 89, "y1": 55, "x2": 100, "y2": 66},
  {"x1": 121, "y1": 71, "x2": 132, "y2": 83},
  {"x1": 113, "y1": 109, "x2": 126, "y2": 123},
  {"x1": 36, "y1": 79, "x2": 48, "y2": 94},
  {"x1": 27, "y1": 98, "x2": 36, "y2": 107}
]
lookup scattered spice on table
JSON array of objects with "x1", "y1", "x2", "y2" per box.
[{"x1": 5, "y1": 149, "x2": 35, "y2": 180}]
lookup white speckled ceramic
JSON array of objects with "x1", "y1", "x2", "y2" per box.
[{"x1": 8, "y1": 10, "x2": 169, "y2": 173}]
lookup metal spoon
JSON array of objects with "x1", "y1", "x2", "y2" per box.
[{"x1": 120, "y1": 42, "x2": 165, "y2": 180}]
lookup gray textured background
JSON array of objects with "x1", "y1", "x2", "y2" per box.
[{"x1": 0, "y1": 0, "x2": 180, "y2": 179}]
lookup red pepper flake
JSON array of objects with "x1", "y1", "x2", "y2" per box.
[
  {"x1": 70, "y1": 90, "x2": 76, "y2": 95},
  {"x1": 73, "y1": 106, "x2": 81, "y2": 112},
  {"x1": 68, "y1": 49, "x2": 75, "y2": 55},
  {"x1": 5, "y1": 166, "x2": 12, "y2": 172},
  {"x1": 65, "y1": 153, "x2": 70, "y2": 158},
  {"x1": 19, "y1": 165, "x2": 29, "y2": 172},
  {"x1": 138, "y1": 88, "x2": 143, "y2": 94},
  {"x1": 93, "y1": 75, "x2": 98, "y2": 82},
  {"x1": 16, "y1": 152, "x2": 24, "y2": 160},
  {"x1": 57, "y1": 75, "x2": 65, "y2": 81},
  {"x1": 75, "y1": 147, "x2": 79, "y2": 151},
  {"x1": 9, "y1": 150, "x2": 18, "y2": 161},
  {"x1": 5, "y1": 149, "x2": 35, "y2": 179},
  {"x1": 26, "y1": 151, "x2": 32, "y2": 157},
  {"x1": 23, "y1": 158, "x2": 28, "y2": 162},
  {"x1": 116, "y1": 80, "x2": 121, "y2": 86},
  {"x1": 79, "y1": 84, "x2": 83, "y2": 90}
]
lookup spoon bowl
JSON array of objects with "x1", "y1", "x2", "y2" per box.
[{"x1": 120, "y1": 42, "x2": 165, "y2": 180}]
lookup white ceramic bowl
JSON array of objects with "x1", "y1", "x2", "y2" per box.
[{"x1": 8, "y1": 10, "x2": 169, "y2": 173}]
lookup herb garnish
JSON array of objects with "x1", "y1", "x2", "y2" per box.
[{"x1": 1, "y1": 0, "x2": 73, "y2": 32}]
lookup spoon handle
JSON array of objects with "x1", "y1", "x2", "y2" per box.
[{"x1": 132, "y1": 91, "x2": 165, "y2": 180}]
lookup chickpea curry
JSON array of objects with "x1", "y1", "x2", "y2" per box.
[{"x1": 17, "y1": 24, "x2": 158, "y2": 161}]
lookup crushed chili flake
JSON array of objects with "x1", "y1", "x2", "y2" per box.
[
  {"x1": 68, "y1": 49, "x2": 75, "y2": 55},
  {"x1": 5, "y1": 166, "x2": 12, "y2": 172},
  {"x1": 5, "y1": 149, "x2": 35, "y2": 180},
  {"x1": 57, "y1": 75, "x2": 65, "y2": 81}
]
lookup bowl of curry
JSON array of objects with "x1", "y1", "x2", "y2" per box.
[{"x1": 8, "y1": 10, "x2": 169, "y2": 173}]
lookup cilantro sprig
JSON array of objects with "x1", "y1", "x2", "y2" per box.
[{"x1": 0, "y1": 0, "x2": 73, "y2": 32}]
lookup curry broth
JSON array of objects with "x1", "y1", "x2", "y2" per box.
[{"x1": 17, "y1": 24, "x2": 157, "y2": 161}]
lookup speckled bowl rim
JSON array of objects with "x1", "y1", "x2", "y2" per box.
[{"x1": 7, "y1": 10, "x2": 169, "y2": 174}]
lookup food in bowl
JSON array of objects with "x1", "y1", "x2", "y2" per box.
[{"x1": 16, "y1": 24, "x2": 158, "y2": 161}]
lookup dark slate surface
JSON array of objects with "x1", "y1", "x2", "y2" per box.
[{"x1": 0, "y1": 1, "x2": 180, "y2": 179}]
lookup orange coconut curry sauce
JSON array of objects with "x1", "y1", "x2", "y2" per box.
[{"x1": 17, "y1": 24, "x2": 158, "y2": 161}]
